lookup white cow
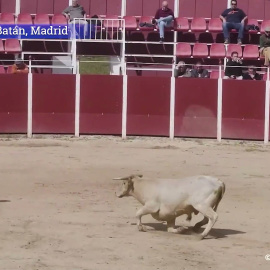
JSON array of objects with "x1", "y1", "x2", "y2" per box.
[{"x1": 113, "y1": 174, "x2": 225, "y2": 239}]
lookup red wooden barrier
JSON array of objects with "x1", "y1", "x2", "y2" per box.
[
  {"x1": 127, "y1": 76, "x2": 171, "y2": 136},
  {"x1": 80, "y1": 75, "x2": 123, "y2": 135},
  {"x1": 32, "y1": 74, "x2": 76, "y2": 134},
  {"x1": 175, "y1": 78, "x2": 218, "y2": 138},
  {"x1": 0, "y1": 74, "x2": 28, "y2": 133},
  {"x1": 222, "y1": 80, "x2": 265, "y2": 140}
]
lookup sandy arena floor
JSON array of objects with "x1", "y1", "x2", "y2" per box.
[{"x1": 0, "y1": 136, "x2": 270, "y2": 270}]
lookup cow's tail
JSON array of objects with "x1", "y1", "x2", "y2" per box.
[{"x1": 213, "y1": 181, "x2": 226, "y2": 212}]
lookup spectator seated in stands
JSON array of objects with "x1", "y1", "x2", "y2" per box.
[
  {"x1": 243, "y1": 66, "x2": 261, "y2": 80},
  {"x1": 174, "y1": 61, "x2": 191, "y2": 78},
  {"x1": 224, "y1": 51, "x2": 243, "y2": 80},
  {"x1": 191, "y1": 61, "x2": 209, "y2": 78},
  {"x1": 220, "y1": 0, "x2": 247, "y2": 45},
  {"x1": 152, "y1": 1, "x2": 175, "y2": 43},
  {"x1": 260, "y1": 27, "x2": 270, "y2": 67},
  {"x1": 63, "y1": 0, "x2": 88, "y2": 38},
  {"x1": 11, "y1": 58, "x2": 29, "y2": 74}
]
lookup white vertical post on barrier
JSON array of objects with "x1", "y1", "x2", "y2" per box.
[
  {"x1": 264, "y1": 68, "x2": 270, "y2": 144},
  {"x1": 15, "y1": 0, "x2": 20, "y2": 16},
  {"x1": 174, "y1": 0, "x2": 179, "y2": 17},
  {"x1": 217, "y1": 65, "x2": 223, "y2": 142},
  {"x1": 227, "y1": 0, "x2": 231, "y2": 8},
  {"x1": 121, "y1": 0, "x2": 127, "y2": 17},
  {"x1": 75, "y1": 73, "x2": 80, "y2": 137},
  {"x1": 170, "y1": 76, "x2": 176, "y2": 139},
  {"x1": 27, "y1": 60, "x2": 33, "y2": 138},
  {"x1": 122, "y1": 75, "x2": 128, "y2": 139},
  {"x1": 170, "y1": 30, "x2": 177, "y2": 139}
]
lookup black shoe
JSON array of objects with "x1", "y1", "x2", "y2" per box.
[{"x1": 160, "y1": 37, "x2": 164, "y2": 43}]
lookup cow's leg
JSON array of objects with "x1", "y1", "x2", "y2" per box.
[
  {"x1": 193, "y1": 217, "x2": 208, "y2": 231},
  {"x1": 135, "y1": 202, "x2": 159, "y2": 232},
  {"x1": 167, "y1": 218, "x2": 184, "y2": 233},
  {"x1": 193, "y1": 205, "x2": 218, "y2": 239}
]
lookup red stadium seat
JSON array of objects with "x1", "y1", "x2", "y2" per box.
[
  {"x1": 35, "y1": 14, "x2": 50, "y2": 25},
  {"x1": 17, "y1": 13, "x2": 33, "y2": 25},
  {"x1": 226, "y1": 44, "x2": 243, "y2": 58},
  {"x1": 210, "y1": 43, "x2": 226, "y2": 58},
  {"x1": 5, "y1": 39, "x2": 22, "y2": 53},
  {"x1": 263, "y1": 73, "x2": 268, "y2": 81},
  {"x1": 176, "y1": 43, "x2": 191, "y2": 57},
  {"x1": 124, "y1": 16, "x2": 138, "y2": 30},
  {"x1": 6, "y1": 66, "x2": 14, "y2": 74},
  {"x1": 261, "y1": 20, "x2": 270, "y2": 33},
  {"x1": 208, "y1": 18, "x2": 222, "y2": 33},
  {"x1": 191, "y1": 17, "x2": 206, "y2": 32},
  {"x1": 0, "y1": 66, "x2": 6, "y2": 74},
  {"x1": 0, "y1": 13, "x2": 15, "y2": 24},
  {"x1": 243, "y1": 45, "x2": 259, "y2": 60},
  {"x1": 192, "y1": 43, "x2": 209, "y2": 58},
  {"x1": 210, "y1": 70, "x2": 224, "y2": 79},
  {"x1": 104, "y1": 15, "x2": 120, "y2": 29},
  {"x1": 0, "y1": 40, "x2": 4, "y2": 53},
  {"x1": 174, "y1": 17, "x2": 189, "y2": 32},
  {"x1": 139, "y1": 16, "x2": 155, "y2": 31},
  {"x1": 246, "y1": 19, "x2": 259, "y2": 33},
  {"x1": 52, "y1": 14, "x2": 67, "y2": 25}
]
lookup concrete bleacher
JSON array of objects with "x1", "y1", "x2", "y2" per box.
[{"x1": 0, "y1": 0, "x2": 269, "y2": 74}]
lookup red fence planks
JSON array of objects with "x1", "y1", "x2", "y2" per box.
[
  {"x1": 179, "y1": 0, "x2": 195, "y2": 18},
  {"x1": 53, "y1": 0, "x2": 69, "y2": 15},
  {"x1": 174, "y1": 78, "x2": 218, "y2": 138},
  {"x1": 1, "y1": 0, "x2": 16, "y2": 13},
  {"x1": 0, "y1": 74, "x2": 28, "y2": 133},
  {"x1": 37, "y1": 0, "x2": 54, "y2": 14},
  {"x1": 90, "y1": 0, "x2": 107, "y2": 16},
  {"x1": 222, "y1": 80, "x2": 265, "y2": 140},
  {"x1": 212, "y1": 0, "x2": 227, "y2": 18},
  {"x1": 126, "y1": 0, "x2": 143, "y2": 16},
  {"x1": 127, "y1": 76, "x2": 170, "y2": 136},
  {"x1": 107, "y1": 0, "x2": 122, "y2": 15},
  {"x1": 20, "y1": 0, "x2": 37, "y2": 14},
  {"x1": 80, "y1": 75, "x2": 123, "y2": 135},
  {"x1": 195, "y1": 0, "x2": 212, "y2": 18},
  {"x1": 32, "y1": 74, "x2": 76, "y2": 134}
]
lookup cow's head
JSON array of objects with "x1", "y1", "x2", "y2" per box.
[{"x1": 113, "y1": 174, "x2": 143, "y2": 198}]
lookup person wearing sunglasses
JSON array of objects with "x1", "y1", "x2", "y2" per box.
[
  {"x1": 260, "y1": 27, "x2": 270, "y2": 66},
  {"x1": 220, "y1": 0, "x2": 247, "y2": 44}
]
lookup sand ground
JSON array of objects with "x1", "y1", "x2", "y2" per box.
[{"x1": 0, "y1": 136, "x2": 270, "y2": 270}]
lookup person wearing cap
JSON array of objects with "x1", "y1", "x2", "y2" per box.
[
  {"x1": 11, "y1": 58, "x2": 29, "y2": 74},
  {"x1": 260, "y1": 26, "x2": 270, "y2": 66},
  {"x1": 174, "y1": 61, "x2": 191, "y2": 78}
]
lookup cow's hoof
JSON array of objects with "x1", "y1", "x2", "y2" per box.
[
  {"x1": 138, "y1": 225, "x2": 147, "y2": 232},
  {"x1": 168, "y1": 227, "x2": 184, "y2": 234}
]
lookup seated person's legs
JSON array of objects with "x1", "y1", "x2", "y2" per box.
[
  {"x1": 233, "y1": 23, "x2": 244, "y2": 44},
  {"x1": 222, "y1": 22, "x2": 233, "y2": 43}
]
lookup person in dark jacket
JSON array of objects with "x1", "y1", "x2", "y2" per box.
[
  {"x1": 220, "y1": 0, "x2": 247, "y2": 44},
  {"x1": 152, "y1": 1, "x2": 175, "y2": 42},
  {"x1": 190, "y1": 61, "x2": 209, "y2": 78},
  {"x1": 260, "y1": 26, "x2": 270, "y2": 66},
  {"x1": 224, "y1": 51, "x2": 243, "y2": 79},
  {"x1": 243, "y1": 66, "x2": 261, "y2": 80}
]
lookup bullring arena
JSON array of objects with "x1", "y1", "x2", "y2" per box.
[{"x1": 1, "y1": 136, "x2": 270, "y2": 270}]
